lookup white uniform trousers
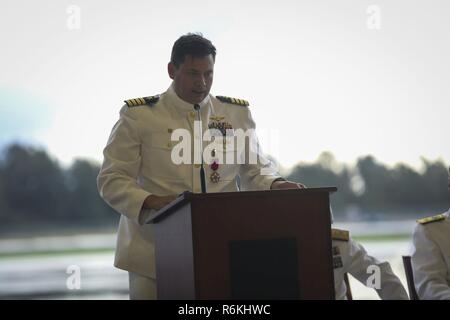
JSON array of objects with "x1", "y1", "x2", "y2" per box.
[{"x1": 128, "y1": 272, "x2": 157, "y2": 300}]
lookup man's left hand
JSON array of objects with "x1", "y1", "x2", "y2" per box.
[{"x1": 270, "y1": 180, "x2": 306, "y2": 190}]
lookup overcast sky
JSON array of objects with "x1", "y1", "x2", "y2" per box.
[{"x1": 1, "y1": 0, "x2": 449, "y2": 171}]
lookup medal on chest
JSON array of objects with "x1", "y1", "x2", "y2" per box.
[
  {"x1": 208, "y1": 115, "x2": 234, "y2": 152},
  {"x1": 208, "y1": 116, "x2": 233, "y2": 136},
  {"x1": 209, "y1": 148, "x2": 220, "y2": 183}
]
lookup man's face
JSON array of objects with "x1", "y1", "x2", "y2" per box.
[{"x1": 168, "y1": 54, "x2": 214, "y2": 105}]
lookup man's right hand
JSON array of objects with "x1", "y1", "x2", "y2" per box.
[{"x1": 143, "y1": 194, "x2": 178, "y2": 211}]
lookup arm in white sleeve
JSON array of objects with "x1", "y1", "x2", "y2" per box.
[
  {"x1": 97, "y1": 106, "x2": 151, "y2": 225},
  {"x1": 238, "y1": 109, "x2": 283, "y2": 191},
  {"x1": 412, "y1": 225, "x2": 450, "y2": 300},
  {"x1": 347, "y1": 239, "x2": 409, "y2": 300}
]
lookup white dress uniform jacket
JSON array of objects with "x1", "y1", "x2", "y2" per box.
[
  {"x1": 411, "y1": 210, "x2": 450, "y2": 300},
  {"x1": 332, "y1": 229, "x2": 409, "y2": 300},
  {"x1": 97, "y1": 85, "x2": 282, "y2": 278}
]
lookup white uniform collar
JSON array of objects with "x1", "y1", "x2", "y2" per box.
[{"x1": 166, "y1": 83, "x2": 211, "y2": 113}]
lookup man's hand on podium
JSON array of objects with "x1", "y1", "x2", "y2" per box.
[
  {"x1": 143, "y1": 194, "x2": 178, "y2": 210},
  {"x1": 270, "y1": 180, "x2": 306, "y2": 190}
]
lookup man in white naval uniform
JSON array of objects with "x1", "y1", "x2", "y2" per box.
[
  {"x1": 332, "y1": 228, "x2": 409, "y2": 300},
  {"x1": 411, "y1": 167, "x2": 450, "y2": 300},
  {"x1": 97, "y1": 33, "x2": 304, "y2": 299}
]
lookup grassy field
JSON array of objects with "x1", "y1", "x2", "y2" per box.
[
  {"x1": 0, "y1": 234, "x2": 412, "y2": 259},
  {"x1": 0, "y1": 247, "x2": 115, "y2": 259}
]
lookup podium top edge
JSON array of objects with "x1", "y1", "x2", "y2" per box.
[
  {"x1": 146, "y1": 187, "x2": 337, "y2": 224},
  {"x1": 185, "y1": 187, "x2": 337, "y2": 200}
]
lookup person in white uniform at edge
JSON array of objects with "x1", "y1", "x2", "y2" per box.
[
  {"x1": 411, "y1": 166, "x2": 450, "y2": 300},
  {"x1": 97, "y1": 33, "x2": 305, "y2": 299},
  {"x1": 331, "y1": 228, "x2": 409, "y2": 300}
]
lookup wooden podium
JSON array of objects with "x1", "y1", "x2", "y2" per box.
[{"x1": 147, "y1": 187, "x2": 336, "y2": 300}]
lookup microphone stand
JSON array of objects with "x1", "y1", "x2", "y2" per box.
[{"x1": 194, "y1": 104, "x2": 207, "y2": 193}]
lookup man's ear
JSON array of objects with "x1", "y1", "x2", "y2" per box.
[{"x1": 168, "y1": 62, "x2": 176, "y2": 79}]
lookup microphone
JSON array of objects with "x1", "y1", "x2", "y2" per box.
[{"x1": 194, "y1": 104, "x2": 207, "y2": 193}]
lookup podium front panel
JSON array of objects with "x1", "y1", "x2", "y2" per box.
[{"x1": 190, "y1": 191, "x2": 334, "y2": 299}]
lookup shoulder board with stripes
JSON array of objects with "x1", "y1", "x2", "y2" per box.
[
  {"x1": 331, "y1": 228, "x2": 350, "y2": 241},
  {"x1": 124, "y1": 95, "x2": 160, "y2": 107},
  {"x1": 417, "y1": 213, "x2": 446, "y2": 225},
  {"x1": 216, "y1": 95, "x2": 249, "y2": 107}
]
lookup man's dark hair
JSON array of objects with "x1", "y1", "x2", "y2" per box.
[{"x1": 170, "y1": 33, "x2": 216, "y2": 68}]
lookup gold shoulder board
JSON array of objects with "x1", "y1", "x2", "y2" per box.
[
  {"x1": 331, "y1": 228, "x2": 350, "y2": 241},
  {"x1": 417, "y1": 213, "x2": 446, "y2": 225},
  {"x1": 216, "y1": 95, "x2": 249, "y2": 107},
  {"x1": 124, "y1": 95, "x2": 160, "y2": 107}
]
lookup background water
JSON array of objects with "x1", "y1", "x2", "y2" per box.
[{"x1": 0, "y1": 219, "x2": 417, "y2": 300}]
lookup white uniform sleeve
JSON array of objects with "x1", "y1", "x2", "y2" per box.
[
  {"x1": 238, "y1": 109, "x2": 282, "y2": 190},
  {"x1": 347, "y1": 239, "x2": 409, "y2": 300},
  {"x1": 412, "y1": 224, "x2": 450, "y2": 300},
  {"x1": 97, "y1": 106, "x2": 151, "y2": 225}
]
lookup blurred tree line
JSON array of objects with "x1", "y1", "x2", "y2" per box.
[
  {"x1": 286, "y1": 152, "x2": 449, "y2": 219},
  {"x1": 0, "y1": 144, "x2": 448, "y2": 231},
  {"x1": 0, "y1": 144, "x2": 118, "y2": 232}
]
